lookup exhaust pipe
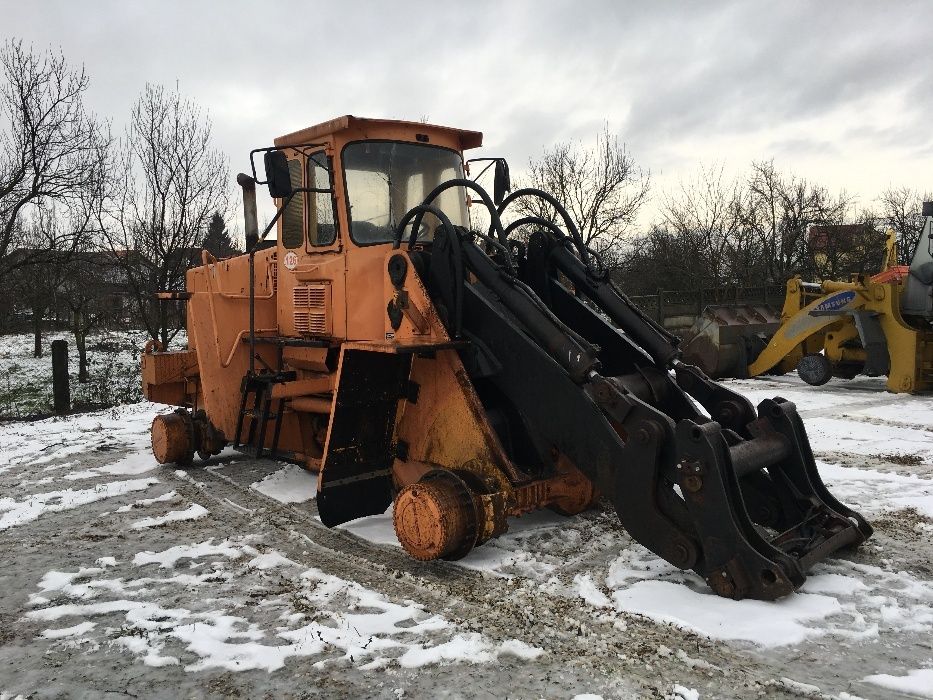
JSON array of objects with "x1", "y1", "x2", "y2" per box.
[{"x1": 237, "y1": 173, "x2": 259, "y2": 251}]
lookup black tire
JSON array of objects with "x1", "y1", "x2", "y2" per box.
[
  {"x1": 797, "y1": 353, "x2": 833, "y2": 386},
  {"x1": 833, "y1": 362, "x2": 861, "y2": 380}
]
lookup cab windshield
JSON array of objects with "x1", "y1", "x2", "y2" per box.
[{"x1": 342, "y1": 141, "x2": 468, "y2": 245}]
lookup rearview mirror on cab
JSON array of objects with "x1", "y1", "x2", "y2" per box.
[
  {"x1": 494, "y1": 158, "x2": 511, "y2": 206},
  {"x1": 263, "y1": 150, "x2": 293, "y2": 199}
]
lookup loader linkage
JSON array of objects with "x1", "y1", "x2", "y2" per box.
[{"x1": 394, "y1": 183, "x2": 871, "y2": 600}]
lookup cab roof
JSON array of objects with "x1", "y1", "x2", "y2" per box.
[{"x1": 274, "y1": 115, "x2": 483, "y2": 151}]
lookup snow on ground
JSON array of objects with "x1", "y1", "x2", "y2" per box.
[
  {"x1": 863, "y1": 668, "x2": 933, "y2": 698},
  {"x1": 818, "y1": 460, "x2": 933, "y2": 518},
  {"x1": 808, "y1": 417, "x2": 933, "y2": 461},
  {"x1": 0, "y1": 330, "x2": 156, "y2": 417},
  {"x1": 25, "y1": 537, "x2": 540, "y2": 673},
  {"x1": 0, "y1": 477, "x2": 158, "y2": 530},
  {"x1": 116, "y1": 491, "x2": 179, "y2": 513},
  {"x1": 0, "y1": 400, "x2": 160, "y2": 475},
  {"x1": 0, "y1": 397, "x2": 545, "y2": 686},
  {"x1": 1, "y1": 368, "x2": 933, "y2": 695},
  {"x1": 250, "y1": 463, "x2": 316, "y2": 503},
  {"x1": 130, "y1": 503, "x2": 209, "y2": 529}
]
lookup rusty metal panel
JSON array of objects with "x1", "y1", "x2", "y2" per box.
[{"x1": 141, "y1": 350, "x2": 196, "y2": 386}]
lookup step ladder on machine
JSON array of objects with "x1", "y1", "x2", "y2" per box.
[{"x1": 233, "y1": 371, "x2": 292, "y2": 458}]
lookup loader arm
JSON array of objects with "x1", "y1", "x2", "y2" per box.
[
  {"x1": 395, "y1": 194, "x2": 871, "y2": 599},
  {"x1": 747, "y1": 285, "x2": 867, "y2": 376}
]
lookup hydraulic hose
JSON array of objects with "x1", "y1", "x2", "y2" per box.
[
  {"x1": 410, "y1": 178, "x2": 511, "y2": 247},
  {"x1": 495, "y1": 188, "x2": 590, "y2": 266},
  {"x1": 393, "y1": 204, "x2": 464, "y2": 337},
  {"x1": 398, "y1": 179, "x2": 515, "y2": 272}
]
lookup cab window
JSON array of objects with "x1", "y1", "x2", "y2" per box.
[
  {"x1": 307, "y1": 151, "x2": 337, "y2": 246},
  {"x1": 281, "y1": 158, "x2": 304, "y2": 249},
  {"x1": 342, "y1": 141, "x2": 468, "y2": 245}
]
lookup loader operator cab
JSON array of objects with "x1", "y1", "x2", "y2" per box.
[
  {"x1": 244, "y1": 117, "x2": 510, "y2": 342},
  {"x1": 255, "y1": 119, "x2": 478, "y2": 251},
  {"x1": 901, "y1": 201, "x2": 933, "y2": 323}
]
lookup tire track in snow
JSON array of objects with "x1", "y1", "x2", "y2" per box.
[{"x1": 163, "y1": 462, "x2": 781, "y2": 698}]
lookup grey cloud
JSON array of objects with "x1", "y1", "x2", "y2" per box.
[{"x1": 2, "y1": 0, "x2": 930, "y2": 210}]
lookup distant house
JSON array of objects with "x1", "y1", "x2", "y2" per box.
[
  {"x1": 807, "y1": 224, "x2": 873, "y2": 253},
  {"x1": 807, "y1": 223, "x2": 882, "y2": 279},
  {"x1": 2, "y1": 248, "x2": 135, "y2": 330},
  {"x1": 1, "y1": 243, "x2": 224, "y2": 333}
]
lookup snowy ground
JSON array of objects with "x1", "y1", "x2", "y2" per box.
[
  {"x1": 0, "y1": 374, "x2": 932, "y2": 698},
  {"x1": 0, "y1": 331, "x2": 152, "y2": 418}
]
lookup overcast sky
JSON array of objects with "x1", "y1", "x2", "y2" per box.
[{"x1": 5, "y1": 0, "x2": 931, "y2": 226}]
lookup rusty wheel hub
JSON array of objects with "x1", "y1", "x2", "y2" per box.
[
  {"x1": 393, "y1": 472, "x2": 478, "y2": 561},
  {"x1": 151, "y1": 411, "x2": 193, "y2": 465},
  {"x1": 151, "y1": 409, "x2": 226, "y2": 466}
]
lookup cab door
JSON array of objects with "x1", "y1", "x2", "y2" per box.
[{"x1": 277, "y1": 149, "x2": 347, "y2": 341}]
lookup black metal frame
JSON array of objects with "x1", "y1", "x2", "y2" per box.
[
  {"x1": 237, "y1": 145, "x2": 336, "y2": 459},
  {"x1": 248, "y1": 142, "x2": 329, "y2": 185},
  {"x1": 391, "y1": 178, "x2": 872, "y2": 600}
]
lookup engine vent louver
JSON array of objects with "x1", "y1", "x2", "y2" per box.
[{"x1": 293, "y1": 283, "x2": 332, "y2": 336}]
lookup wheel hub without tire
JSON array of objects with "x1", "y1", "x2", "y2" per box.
[
  {"x1": 393, "y1": 474, "x2": 477, "y2": 561},
  {"x1": 797, "y1": 353, "x2": 833, "y2": 386}
]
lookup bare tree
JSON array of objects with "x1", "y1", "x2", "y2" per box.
[
  {"x1": 874, "y1": 186, "x2": 932, "y2": 265},
  {"x1": 512, "y1": 125, "x2": 650, "y2": 266},
  {"x1": 659, "y1": 164, "x2": 749, "y2": 288},
  {"x1": 624, "y1": 223, "x2": 709, "y2": 294},
  {"x1": 624, "y1": 160, "x2": 858, "y2": 296},
  {"x1": 60, "y1": 245, "x2": 115, "y2": 382},
  {"x1": 11, "y1": 208, "x2": 69, "y2": 356},
  {"x1": 103, "y1": 83, "x2": 230, "y2": 347},
  {"x1": 743, "y1": 160, "x2": 849, "y2": 283},
  {"x1": 0, "y1": 40, "x2": 109, "y2": 278},
  {"x1": 10, "y1": 199, "x2": 108, "y2": 357}
]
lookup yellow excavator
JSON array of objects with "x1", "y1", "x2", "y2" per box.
[{"x1": 683, "y1": 204, "x2": 933, "y2": 393}]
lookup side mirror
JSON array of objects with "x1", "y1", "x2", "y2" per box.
[
  {"x1": 263, "y1": 150, "x2": 293, "y2": 199},
  {"x1": 923, "y1": 201, "x2": 933, "y2": 217},
  {"x1": 493, "y1": 158, "x2": 511, "y2": 206}
]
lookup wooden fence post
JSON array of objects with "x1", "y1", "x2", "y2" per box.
[{"x1": 52, "y1": 339, "x2": 70, "y2": 415}]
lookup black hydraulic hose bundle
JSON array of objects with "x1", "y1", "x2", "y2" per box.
[
  {"x1": 390, "y1": 176, "x2": 873, "y2": 601},
  {"x1": 392, "y1": 204, "x2": 465, "y2": 338},
  {"x1": 395, "y1": 178, "x2": 675, "y2": 371},
  {"x1": 393, "y1": 181, "x2": 600, "y2": 381},
  {"x1": 398, "y1": 178, "x2": 515, "y2": 271},
  {"x1": 495, "y1": 188, "x2": 592, "y2": 267}
]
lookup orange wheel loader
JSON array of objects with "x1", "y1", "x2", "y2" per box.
[{"x1": 141, "y1": 116, "x2": 871, "y2": 600}]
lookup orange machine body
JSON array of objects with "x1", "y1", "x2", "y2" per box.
[
  {"x1": 142, "y1": 116, "x2": 592, "y2": 557},
  {"x1": 140, "y1": 115, "x2": 873, "y2": 600}
]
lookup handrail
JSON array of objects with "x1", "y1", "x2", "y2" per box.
[
  {"x1": 201, "y1": 250, "x2": 275, "y2": 300},
  {"x1": 222, "y1": 328, "x2": 276, "y2": 368}
]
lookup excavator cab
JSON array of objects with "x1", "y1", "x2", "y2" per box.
[{"x1": 143, "y1": 116, "x2": 872, "y2": 600}]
